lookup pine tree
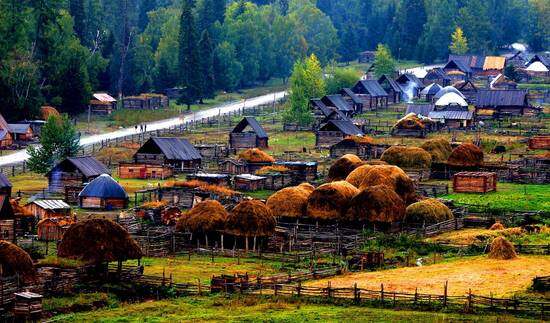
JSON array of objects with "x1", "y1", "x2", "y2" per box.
[
  {"x1": 178, "y1": 0, "x2": 200, "y2": 109},
  {"x1": 373, "y1": 44, "x2": 396, "y2": 78},
  {"x1": 198, "y1": 29, "x2": 215, "y2": 102},
  {"x1": 69, "y1": 0, "x2": 87, "y2": 44},
  {"x1": 449, "y1": 27, "x2": 469, "y2": 55}
]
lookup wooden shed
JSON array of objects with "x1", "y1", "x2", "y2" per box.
[
  {"x1": 315, "y1": 120, "x2": 364, "y2": 148},
  {"x1": 423, "y1": 68, "x2": 451, "y2": 87},
  {"x1": 134, "y1": 137, "x2": 202, "y2": 172},
  {"x1": 123, "y1": 93, "x2": 169, "y2": 110},
  {"x1": 187, "y1": 173, "x2": 230, "y2": 186},
  {"x1": 351, "y1": 80, "x2": 388, "y2": 110},
  {"x1": 37, "y1": 217, "x2": 75, "y2": 241},
  {"x1": 452, "y1": 172, "x2": 497, "y2": 193},
  {"x1": 24, "y1": 199, "x2": 71, "y2": 220},
  {"x1": 528, "y1": 136, "x2": 550, "y2": 150},
  {"x1": 338, "y1": 88, "x2": 363, "y2": 113},
  {"x1": 229, "y1": 117, "x2": 268, "y2": 149},
  {"x1": 395, "y1": 73, "x2": 425, "y2": 99},
  {"x1": 8, "y1": 123, "x2": 34, "y2": 141},
  {"x1": 321, "y1": 95, "x2": 355, "y2": 117},
  {"x1": 309, "y1": 99, "x2": 349, "y2": 130},
  {"x1": 118, "y1": 163, "x2": 173, "y2": 179},
  {"x1": 47, "y1": 156, "x2": 110, "y2": 194},
  {"x1": 79, "y1": 174, "x2": 129, "y2": 210},
  {"x1": 0, "y1": 113, "x2": 13, "y2": 148},
  {"x1": 475, "y1": 90, "x2": 531, "y2": 117},
  {"x1": 13, "y1": 292, "x2": 43, "y2": 320},
  {"x1": 378, "y1": 75, "x2": 403, "y2": 104},
  {"x1": 0, "y1": 173, "x2": 12, "y2": 197},
  {"x1": 329, "y1": 137, "x2": 386, "y2": 159},
  {"x1": 0, "y1": 195, "x2": 15, "y2": 242},
  {"x1": 89, "y1": 93, "x2": 117, "y2": 114},
  {"x1": 233, "y1": 174, "x2": 266, "y2": 191},
  {"x1": 219, "y1": 159, "x2": 247, "y2": 175},
  {"x1": 276, "y1": 161, "x2": 318, "y2": 184}
]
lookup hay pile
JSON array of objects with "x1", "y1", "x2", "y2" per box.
[
  {"x1": 352, "y1": 165, "x2": 417, "y2": 205},
  {"x1": 266, "y1": 185, "x2": 312, "y2": 218},
  {"x1": 225, "y1": 200, "x2": 276, "y2": 237},
  {"x1": 0, "y1": 241, "x2": 36, "y2": 283},
  {"x1": 306, "y1": 181, "x2": 359, "y2": 221},
  {"x1": 447, "y1": 143, "x2": 484, "y2": 167},
  {"x1": 165, "y1": 180, "x2": 238, "y2": 197},
  {"x1": 238, "y1": 148, "x2": 275, "y2": 163},
  {"x1": 297, "y1": 182, "x2": 315, "y2": 193},
  {"x1": 421, "y1": 138, "x2": 453, "y2": 163},
  {"x1": 340, "y1": 135, "x2": 376, "y2": 145},
  {"x1": 177, "y1": 200, "x2": 228, "y2": 233},
  {"x1": 489, "y1": 222, "x2": 505, "y2": 230},
  {"x1": 380, "y1": 146, "x2": 432, "y2": 169},
  {"x1": 327, "y1": 154, "x2": 364, "y2": 181},
  {"x1": 488, "y1": 236, "x2": 517, "y2": 260},
  {"x1": 40, "y1": 106, "x2": 60, "y2": 120},
  {"x1": 404, "y1": 198, "x2": 454, "y2": 224},
  {"x1": 140, "y1": 200, "x2": 168, "y2": 209},
  {"x1": 393, "y1": 113, "x2": 426, "y2": 130},
  {"x1": 347, "y1": 185, "x2": 406, "y2": 223},
  {"x1": 58, "y1": 219, "x2": 143, "y2": 264},
  {"x1": 256, "y1": 165, "x2": 290, "y2": 175},
  {"x1": 345, "y1": 165, "x2": 374, "y2": 187}
]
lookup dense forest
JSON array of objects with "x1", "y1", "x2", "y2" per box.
[{"x1": 0, "y1": 0, "x2": 548, "y2": 120}]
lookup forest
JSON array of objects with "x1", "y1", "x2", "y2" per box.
[{"x1": 0, "y1": 0, "x2": 547, "y2": 121}]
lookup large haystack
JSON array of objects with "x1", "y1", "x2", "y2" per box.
[
  {"x1": 421, "y1": 138, "x2": 453, "y2": 163},
  {"x1": 58, "y1": 219, "x2": 143, "y2": 264},
  {"x1": 488, "y1": 236, "x2": 517, "y2": 260},
  {"x1": 225, "y1": 200, "x2": 276, "y2": 237},
  {"x1": 266, "y1": 186, "x2": 311, "y2": 218},
  {"x1": 0, "y1": 241, "x2": 36, "y2": 283},
  {"x1": 345, "y1": 165, "x2": 374, "y2": 187},
  {"x1": 355, "y1": 165, "x2": 417, "y2": 205},
  {"x1": 306, "y1": 181, "x2": 359, "y2": 221},
  {"x1": 176, "y1": 200, "x2": 228, "y2": 233},
  {"x1": 40, "y1": 106, "x2": 60, "y2": 120},
  {"x1": 346, "y1": 185, "x2": 406, "y2": 223},
  {"x1": 327, "y1": 154, "x2": 364, "y2": 181},
  {"x1": 404, "y1": 198, "x2": 454, "y2": 224},
  {"x1": 447, "y1": 143, "x2": 484, "y2": 167},
  {"x1": 255, "y1": 165, "x2": 290, "y2": 175},
  {"x1": 393, "y1": 113, "x2": 426, "y2": 130},
  {"x1": 238, "y1": 148, "x2": 275, "y2": 163},
  {"x1": 380, "y1": 146, "x2": 432, "y2": 169}
]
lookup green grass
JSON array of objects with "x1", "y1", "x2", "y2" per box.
[
  {"x1": 517, "y1": 83, "x2": 550, "y2": 90},
  {"x1": 44, "y1": 292, "x2": 117, "y2": 313}
]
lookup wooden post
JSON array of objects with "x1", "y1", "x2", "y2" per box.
[
  {"x1": 380, "y1": 283, "x2": 384, "y2": 304},
  {"x1": 443, "y1": 281, "x2": 448, "y2": 307},
  {"x1": 467, "y1": 288, "x2": 472, "y2": 312},
  {"x1": 353, "y1": 283, "x2": 358, "y2": 303}
]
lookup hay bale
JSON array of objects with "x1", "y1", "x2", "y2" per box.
[
  {"x1": 0, "y1": 241, "x2": 36, "y2": 283},
  {"x1": 447, "y1": 143, "x2": 484, "y2": 167},
  {"x1": 327, "y1": 154, "x2": 364, "y2": 181},
  {"x1": 488, "y1": 236, "x2": 517, "y2": 260},
  {"x1": 40, "y1": 106, "x2": 60, "y2": 120},
  {"x1": 306, "y1": 181, "x2": 359, "y2": 221},
  {"x1": 347, "y1": 185, "x2": 406, "y2": 223},
  {"x1": 297, "y1": 183, "x2": 315, "y2": 193},
  {"x1": 58, "y1": 219, "x2": 143, "y2": 264},
  {"x1": 404, "y1": 198, "x2": 454, "y2": 224},
  {"x1": 380, "y1": 146, "x2": 432, "y2": 169},
  {"x1": 421, "y1": 138, "x2": 453, "y2": 163},
  {"x1": 489, "y1": 222, "x2": 505, "y2": 230},
  {"x1": 345, "y1": 165, "x2": 374, "y2": 187},
  {"x1": 177, "y1": 200, "x2": 228, "y2": 233},
  {"x1": 356, "y1": 165, "x2": 417, "y2": 205},
  {"x1": 266, "y1": 186, "x2": 311, "y2": 218},
  {"x1": 225, "y1": 200, "x2": 276, "y2": 237},
  {"x1": 238, "y1": 148, "x2": 275, "y2": 163}
]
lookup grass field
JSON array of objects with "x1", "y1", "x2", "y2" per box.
[
  {"x1": 307, "y1": 255, "x2": 549, "y2": 297},
  {"x1": 425, "y1": 228, "x2": 550, "y2": 245}
]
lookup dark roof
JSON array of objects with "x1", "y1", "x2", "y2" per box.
[
  {"x1": 319, "y1": 120, "x2": 364, "y2": 136},
  {"x1": 311, "y1": 99, "x2": 349, "y2": 120},
  {"x1": 339, "y1": 88, "x2": 362, "y2": 104},
  {"x1": 420, "y1": 83, "x2": 442, "y2": 96},
  {"x1": 321, "y1": 95, "x2": 353, "y2": 112},
  {"x1": 406, "y1": 104, "x2": 434, "y2": 116},
  {"x1": 137, "y1": 137, "x2": 202, "y2": 161},
  {"x1": 8, "y1": 124, "x2": 31, "y2": 134},
  {"x1": 377, "y1": 75, "x2": 403, "y2": 93},
  {"x1": 352, "y1": 80, "x2": 388, "y2": 97},
  {"x1": 231, "y1": 117, "x2": 268, "y2": 138},
  {"x1": 443, "y1": 59, "x2": 472, "y2": 73},
  {"x1": 428, "y1": 110, "x2": 474, "y2": 120},
  {"x1": 424, "y1": 68, "x2": 451, "y2": 80},
  {"x1": 0, "y1": 173, "x2": 11, "y2": 189},
  {"x1": 47, "y1": 157, "x2": 110, "y2": 178},
  {"x1": 395, "y1": 73, "x2": 424, "y2": 88},
  {"x1": 475, "y1": 90, "x2": 529, "y2": 107},
  {"x1": 449, "y1": 54, "x2": 485, "y2": 69},
  {"x1": 79, "y1": 174, "x2": 128, "y2": 199},
  {"x1": 527, "y1": 54, "x2": 550, "y2": 68},
  {"x1": 454, "y1": 80, "x2": 478, "y2": 91},
  {"x1": 0, "y1": 195, "x2": 14, "y2": 220}
]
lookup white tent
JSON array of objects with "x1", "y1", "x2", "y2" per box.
[
  {"x1": 435, "y1": 92, "x2": 468, "y2": 107},
  {"x1": 526, "y1": 61, "x2": 549, "y2": 72}
]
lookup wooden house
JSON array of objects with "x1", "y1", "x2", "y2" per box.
[
  {"x1": 163, "y1": 87, "x2": 185, "y2": 100},
  {"x1": 187, "y1": 173, "x2": 230, "y2": 186},
  {"x1": 419, "y1": 83, "x2": 442, "y2": 102},
  {"x1": 428, "y1": 110, "x2": 474, "y2": 129},
  {"x1": 474, "y1": 90, "x2": 532, "y2": 118},
  {"x1": 505, "y1": 51, "x2": 528, "y2": 68},
  {"x1": 423, "y1": 68, "x2": 451, "y2": 87},
  {"x1": 8, "y1": 123, "x2": 34, "y2": 141},
  {"x1": 47, "y1": 156, "x2": 110, "y2": 193},
  {"x1": 123, "y1": 93, "x2": 169, "y2": 110},
  {"x1": 229, "y1": 117, "x2": 269, "y2": 149},
  {"x1": 453, "y1": 172, "x2": 497, "y2": 193},
  {"x1": 194, "y1": 144, "x2": 229, "y2": 160},
  {"x1": 351, "y1": 80, "x2": 388, "y2": 110},
  {"x1": 233, "y1": 174, "x2": 266, "y2": 191},
  {"x1": 321, "y1": 95, "x2": 355, "y2": 116},
  {"x1": 219, "y1": 159, "x2": 247, "y2": 175},
  {"x1": 0, "y1": 113, "x2": 13, "y2": 148},
  {"x1": 448, "y1": 55, "x2": 505, "y2": 77},
  {"x1": 395, "y1": 73, "x2": 425, "y2": 99},
  {"x1": 309, "y1": 99, "x2": 349, "y2": 129},
  {"x1": 315, "y1": 120, "x2": 364, "y2": 148},
  {"x1": 338, "y1": 88, "x2": 363, "y2": 113},
  {"x1": 358, "y1": 50, "x2": 375, "y2": 63},
  {"x1": 480, "y1": 56, "x2": 506, "y2": 76},
  {"x1": 329, "y1": 138, "x2": 387, "y2": 159},
  {"x1": 406, "y1": 103, "x2": 434, "y2": 117},
  {"x1": 275, "y1": 161, "x2": 318, "y2": 184},
  {"x1": 0, "y1": 195, "x2": 15, "y2": 242},
  {"x1": 443, "y1": 59, "x2": 471, "y2": 81},
  {"x1": 118, "y1": 163, "x2": 173, "y2": 179},
  {"x1": 134, "y1": 137, "x2": 202, "y2": 172},
  {"x1": 79, "y1": 174, "x2": 129, "y2": 210},
  {"x1": 377, "y1": 75, "x2": 403, "y2": 104},
  {"x1": 37, "y1": 217, "x2": 75, "y2": 241},
  {"x1": 490, "y1": 74, "x2": 517, "y2": 90},
  {"x1": 24, "y1": 199, "x2": 71, "y2": 220},
  {"x1": 0, "y1": 173, "x2": 12, "y2": 197},
  {"x1": 263, "y1": 172, "x2": 293, "y2": 190},
  {"x1": 89, "y1": 93, "x2": 117, "y2": 115},
  {"x1": 524, "y1": 54, "x2": 550, "y2": 77},
  {"x1": 454, "y1": 80, "x2": 478, "y2": 103},
  {"x1": 528, "y1": 136, "x2": 550, "y2": 150}
]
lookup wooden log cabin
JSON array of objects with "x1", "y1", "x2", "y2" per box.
[
  {"x1": 79, "y1": 174, "x2": 129, "y2": 210},
  {"x1": 118, "y1": 163, "x2": 173, "y2": 179},
  {"x1": 24, "y1": 199, "x2": 71, "y2": 220},
  {"x1": 0, "y1": 113, "x2": 13, "y2": 148},
  {"x1": 351, "y1": 80, "x2": 389, "y2": 110},
  {"x1": 219, "y1": 159, "x2": 247, "y2": 175},
  {"x1": 452, "y1": 172, "x2": 497, "y2": 193},
  {"x1": 395, "y1": 73, "x2": 425, "y2": 99},
  {"x1": 123, "y1": 93, "x2": 169, "y2": 110},
  {"x1": 377, "y1": 75, "x2": 403, "y2": 104},
  {"x1": 442, "y1": 59, "x2": 472, "y2": 81},
  {"x1": 474, "y1": 89, "x2": 533, "y2": 118},
  {"x1": 0, "y1": 195, "x2": 16, "y2": 242},
  {"x1": 8, "y1": 123, "x2": 34, "y2": 141},
  {"x1": 275, "y1": 161, "x2": 318, "y2": 184},
  {"x1": 309, "y1": 99, "x2": 349, "y2": 130},
  {"x1": 89, "y1": 93, "x2": 117, "y2": 115},
  {"x1": 229, "y1": 117, "x2": 269, "y2": 149},
  {"x1": 338, "y1": 88, "x2": 363, "y2": 113},
  {"x1": 321, "y1": 94, "x2": 355, "y2": 117},
  {"x1": 233, "y1": 174, "x2": 266, "y2": 191},
  {"x1": 37, "y1": 217, "x2": 75, "y2": 241},
  {"x1": 453, "y1": 80, "x2": 478, "y2": 104},
  {"x1": 423, "y1": 68, "x2": 451, "y2": 87},
  {"x1": 329, "y1": 138, "x2": 388, "y2": 159},
  {"x1": 315, "y1": 120, "x2": 364, "y2": 148},
  {"x1": 47, "y1": 157, "x2": 110, "y2": 193},
  {"x1": 134, "y1": 137, "x2": 202, "y2": 172},
  {"x1": 0, "y1": 173, "x2": 12, "y2": 197},
  {"x1": 263, "y1": 173, "x2": 293, "y2": 190}
]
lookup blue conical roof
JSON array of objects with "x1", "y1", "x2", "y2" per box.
[{"x1": 79, "y1": 174, "x2": 128, "y2": 199}]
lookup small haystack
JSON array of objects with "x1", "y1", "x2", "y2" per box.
[
  {"x1": 380, "y1": 146, "x2": 432, "y2": 169},
  {"x1": 346, "y1": 185, "x2": 406, "y2": 223},
  {"x1": 266, "y1": 186, "x2": 311, "y2": 219},
  {"x1": 306, "y1": 181, "x2": 359, "y2": 221},
  {"x1": 404, "y1": 198, "x2": 454, "y2": 225},
  {"x1": 327, "y1": 154, "x2": 364, "y2": 181},
  {"x1": 225, "y1": 200, "x2": 276, "y2": 251},
  {"x1": 40, "y1": 106, "x2": 60, "y2": 120},
  {"x1": 488, "y1": 236, "x2": 517, "y2": 260},
  {"x1": 57, "y1": 219, "x2": 143, "y2": 264},
  {"x1": 447, "y1": 143, "x2": 484, "y2": 167},
  {"x1": 340, "y1": 135, "x2": 377, "y2": 145},
  {"x1": 421, "y1": 138, "x2": 453, "y2": 163},
  {"x1": 0, "y1": 240, "x2": 36, "y2": 283},
  {"x1": 255, "y1": 165, "x2": 290, "y2": 175},
  {"x1": 238, "y1": 148, "x2": 275, "y2": 163},
  {"x1": 393, "y1": 113, "x2": 428, "y2": 131},
  {"x1": 177, "y1": 200, "x2": 228, "y2": 233},
  {"x1": 489, "y1": 222, "x2": 505, "y2": 230}
]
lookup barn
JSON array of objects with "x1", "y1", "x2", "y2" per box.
[
  {"x1": 0, "y1": 173, "x2": 12, "y2": 197},
  {"x1": 0, "y1": 195, "x2": 15, "y2": 242},
  {"x1": 229, "y1": 117, "x2": 269, "y2": 149},
  {"x1": 24, "y1": 199, "x2": 71, "y2": 220},
  {"x1": 134, "y1": 137, "x2": 202, "y2": 172},
  {"x1": 8, "y1": 124, "x2": 34, "y2": 141},
  {"x1": 377, "y1": 75, "x2": 403, "y2": 104},
  {"x1": 351, "y1": 80, "x2": 389, "y2": 110},
  {"x1": 315, "y1": 120, "x2": 364, "y2": 148},
  {"x1": 123, "y1": 93, "x2": 169, "y2": 110},
  {"x1": 47, "y1": 156, "x2": 110, "y2": 193},
  {"x1": 475, "y1": 90, "x2": 532, "y2": 117},
  {"x1": 338, "y1": 88, "x2": 363, "y2": 113},
  {"x1": 89, "y1": 93, "x2": 117, "y2": 114},
  {"x1": 118, "y1": 163, "x2": 173, "y2": 179},
  {"x1": 309, "y1": 99, "x2": 349, "y2": 129},
  {"x1": 219, "y1": 159, "x2": 247, "y2": 175},
  {"x1": 79, "y1": 174, "x2": 129, "y2": 210},
  {"x1": 37, "y1": 217, "x2": 75, "y2": 241}
]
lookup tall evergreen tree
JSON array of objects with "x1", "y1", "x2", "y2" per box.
[
  {"x1": 393, "y1": 0, "x2": 426, "y2": 60},
  {"x1": 69, "y1": 0, "x2": 87, "y2": 44},
  {"x1": 178, "y1": 0, "x2": 200, "y2": 109},
  {"x1": 457, "y1": 0, "x2": 492, "y2": 53},
  {"x1": 198, "y1": 30, "x2": 215, "y2": 102}
]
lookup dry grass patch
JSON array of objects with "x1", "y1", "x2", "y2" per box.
[{"x1": 425, "y1": 228, "x2": 525, "y2": 245}]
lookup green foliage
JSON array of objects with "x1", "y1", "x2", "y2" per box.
[
  {"x1": 325, "y1": 65, "x2": 361, "y2": 94},
  {"x1": 373, "y1": 44, "x2": 396, "y2": 78},
  {"x1": 214, "y1": 41, "x2": 243, "y2": 91},
  {"x1": 198, "y1": 30, "x2": 215, "y2": 101},
  {"x1": 178, "y1": 0, "x2": 200, "y2": 108},
  {"x1": 449, "y1": 27, "x2": 469, "y2": 55}
]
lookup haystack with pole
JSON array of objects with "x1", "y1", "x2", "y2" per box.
[
  {"x1": 420, "y1": 138, "x2": 453, "y2": 163},
  {"x1": 380, "y1": 146, "x2": 432, "y2": 169},
  {"x1": 488, "y1": 236, "x2": 517, "y2": 260},
  {"x1": 404, "y1": 198, "x2": 454, "y2": 225},
  {"x1": 225, "y1": 200, "x2": 276, "y2": 252},
  {"x1": 306, "y1": 181, "x2": 359, "y2": 222},
  {"x1": 176, "y1": 200, "x2": 228, "y2": 249},
  {"x1": 327, "y1": 154, "x2": 364, "y2": 181},
  {"x1": 346, "y1": 185, "x2": 406, "y2": 228},
  {"x1": 351, "y1": 165, "x2": 417, "y2": 205},
  {"x1": 266, "y1": 184, "x2": 313, "y2": 221},
  {"x1": 0, "y1": 240, "x2": 37, "y2": 284},
  {"x1": 447, "y1": 143, "x2": 484, "y2": 167}
]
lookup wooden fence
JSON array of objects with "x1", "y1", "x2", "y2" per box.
[{"x1": 532, "y1": 276, "x2": 550, "y2": 292}]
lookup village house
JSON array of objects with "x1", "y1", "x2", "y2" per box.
[
  {"x1": 338, "y1": 88, "x2": 363, "y2": 113},
  {"x1": 0, "y1": 173, "x2": 12, "y2": 197},
  {"x1": 0, "y1": 195, "x2": 15, "y2": 242},
  {"x1": 24, "y1": 199, "x2": 71, "y2": 220},
  {"x1": 321, "y1": 94, "x2": 355, "y2": 116},
  {"x1": 419, "y1": 83, "x2": 442, "y2": 102},
  {"x1": 377, "y1": 75, "x2": 403, "y2": 104},
  {"x1": 524, "y1": 54, "x2": 550, "y2": 77},
  {"x1": 79, "y1": 174, "x2": 129, "y2": 210},
  {"x1": 475, "y1": 89, "x2": 533, "y2": 118},
  {"x1": 448, "y1": 54, "x2": 506, "y2": 77},
  {"x1": 37, "y1": 217, "x2": 75, "y2": 241},
  {"x1": 275, "y1": 161, "x2": 318, "y2": 184},
  {"x1": 490, "y1": 74, "x2": 518, "y2": 90},
  {"x1": 358, "y1": 50, "x2": 376, "y2": 63},
  {"x1": 423, "y1": 68, "x2": 451, "y2": 87},
  {"x1": 309, "y1": 99, "x2": 349, "y2": 129},
  {"x1": 233, "y1": 174, "x2": 266, "y2": 191},
  {"x1": 315, "y1": 119, "x2": 364, "y2": 148},
  {"x1": 0, "y1": 113, "x2": 14, "y2": 148},
  {"x1": 89, "y1": 93, "x2": 117, "y2": 114},
  {"x1": 395, "y1": 73, "x2": 425, "y2": 99},
  {"x1": 229, "y1": 117, "x2": 269, "y2": 149},
  {"x1": 219, "y1": 159, "x2": 247, "y2": 175},
  {"x1": 134, "y1": 137, "x2": 202, "y2": 172},
  {"x1": 428, "y1": 110, "x2": 474, "y2": 129},
  {"x1": 47, "y1": 156, "x2": 110, "y2": 194},
  {"x1": 454, "y1": 80, "x2": 478, "y2": 104},
  {"x1": 8, "y1": 123, "x2": 34, "y2": 141},
  {"x1": 442, "y1": 59, "x2": 472, "y2": 81},
  {"x1": 118, "y1": 163, "x2": 173, "y2": 180},
  {"x1": 351, "y1": 80, "x2": 388, "y2": 110},
  {"x1": 405, "y1": 103, "x2": 434, "y2": 118},
  {"x1": 504, "y1": 51, "x2": 528, "y2": 68},
  {"x1": 123, "y1": 93, "x2": 169, "y2": 110}
]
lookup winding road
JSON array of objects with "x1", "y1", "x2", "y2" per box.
[{"x1": 0, "y1": 91, "x2": 287, "y2": 167}]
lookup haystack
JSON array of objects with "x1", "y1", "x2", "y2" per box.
[
  {"x1": 488, "y1": 236, "x2": 517, "y2": 260},
  {"x1": 404, "y1": 199, "x2": 454, "y2": 224},
  {"x1": 393, "y1": 113, "x2": 427, "y2": 131},
  {"x1": 340, "y1": 135, "x2": 376, "y2": 145},
  {"x1": 238, "y1": 148, "x2": 275, "y2": 163},
  {"x1": 380, "y1": 146, "x2": 432, "y2": 169},
  {"x1": 57, "y1": 219, "x2": 143, "y2": 264},
  {"x1": 225, "y1": 200, "x2": 275, "y2": 238},
  {"x1": 40, "y1": 106, "x2": 60, "y2": 120},
  {"x1": 327, "y1": 154, "x2": 364, "y2": 181},
  {"x1": 266, "y1": 186, "x2": 311, "y2": 218},
  {"x1": 346, "y1": 185, "x2": 406, "y2": 223},
  {"x1": 447, "y1": 143, "x2": 484, "y2": 167},
  {"x1": 255, "y1": 165, "x2": 290, "y2": 175},
  {"x1": 420, "y1": 138, "x2": 452, "y2": 163},
  {"x1": 306, "y1": 181, "x2": 359, "y2": 221},
  {"x1": 297, "y1": 183, "x2": 315, "y2": 193},
  {"x1": 489, "y1": 222, "x2": 505, "y2": 230},
  {"x1": 354, "y1": 165, "x2": 417, "y2": 205},
  {"x1": 177, "y1": 200, "x2": 228, "y2": 233},
  {"x1": 345, "y1": 165, "x2": 374, "y2": 187},
  {"x1": 0, "y1": 240, "x2": 36, "y2": 283}
]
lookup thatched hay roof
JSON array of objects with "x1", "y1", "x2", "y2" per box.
[
  {"x1": 225, "y1": 200, "x2": 275, "y2": 237},
  {"x1": 421, "y1": 139, "x2": 453, "y2": 163},
  {"x1": 404, "y1": 198, "x2": 453, "y2": 224},
  {"x1": 356, "y1": 165, "x2": 417, "y2": 205},
  {"x1": 0, "y1": 240, "x2": 36, "y2": 283},
  {"x1": 238, "y1": 148, "x2": 275, "y2": 163},
  {"x1": 256, "y1": 165, "x2": 290, "y2": 175},
  {"x1": 393, "y1": 113, "x2": 428, "y2": 130},
  {"x1": 347, "y1": 185, "x2": 406, "y2": 223},
  {"x1": 488, "y1": 236, "x2": 517, "y2": 260},
  {"x1": 380, "y1": 146, "x2": 432, "y2": 169},
  {"x1": 339, "y1": 135, "x2": 377, "y2": 145},
  {"x1": 266, "y1": 186, "x2": 311, "y2": 218},
  {"x1": 327, "y1": 154, "x2": 364, "y2": 182},
  {"x1": 306, "y1": 181, "x2": 359, "y2": 221},
  {"x1": 57, "y1": 219, "x2": 143, "y2": 264},
  {"x1": 447, "y1": 143, "x2": 484, "y2": 167},
  {"x1": 176, "y1": 200, "x2": 228, "y2": 233}
]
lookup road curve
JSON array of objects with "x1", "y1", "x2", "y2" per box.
[{"x1": 0, "y1": 91, "x2": 287, "y2": 167}]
